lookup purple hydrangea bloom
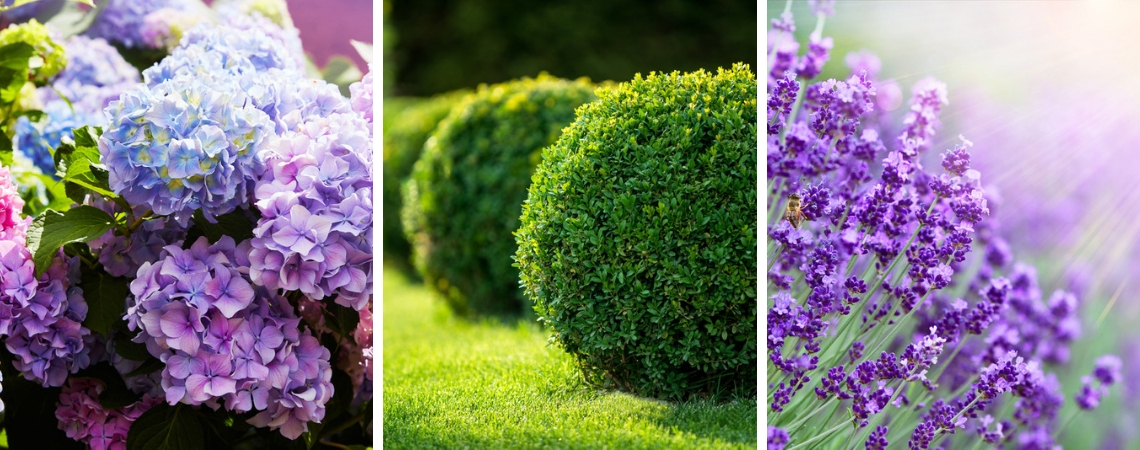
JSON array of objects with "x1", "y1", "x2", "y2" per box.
[
  {"x1": 0, "y1": 241, "x2": 91, "y2": 387},
  {"x1": 349, "y1": 64, "x2": 373, "y2": 126},
  {"x1": 99, "y1": 73, "x2": 274, "y2": 223},
  {"x1": 250, "y1": 112, "x2": 373, "y2": 310},
  {"x1": 55, "y1": 378, "x2": 162, "y2": 449},
  {"x1": 125, "y1": 236, "x2": 332, "y2": 439},
  {"x1": 84, "y1": 0, "x2": 203, "y2": 49}
]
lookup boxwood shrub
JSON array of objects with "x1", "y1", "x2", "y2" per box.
[
  {"x1": 403, "y1": 74, "x2": 597, "y2": 316},
  {"x1": 382, "y1": 92, "x2": 468, "y2": 276},
  {"x1": 514, "y1": 64, "x2": 757, "y2": 400}
]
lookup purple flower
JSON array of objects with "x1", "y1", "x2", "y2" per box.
[{"x1": 768, "y1": 426, "x2": 790, "y2": 450}]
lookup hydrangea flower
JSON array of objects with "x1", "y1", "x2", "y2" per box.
[
  {"x1": 15, "y1": 100, "x2": 102, "y2": 175},
  {"x1": 214, "y1": 3, "x2": 306, "y2": 66},
  {"x1": 55, "y1": 378, "x2": 162, "y2": 450},
  {"x1": 249, "y1": 112, "x2": 373, "y2": 310},
  {"x1": 142, "y1": 22, "x2": 302, "y2": 87},
  {"x1": 124, "y1": 236, "x2": 333, "y2": 439},
  {"x1": 84, "y1": 0, "x2": 204, "y2": 49},
  {"x1": 349, "y1": 65, "x2": 373, "y2": 126},
  {"x1": 0, "y1": 242, "x2": 91, "y2": 387},
  {"x1": 99, "y1": 73, "x2": 274, "y2": 223},
  {"x1": 140, "y1": 5, "x2": 211, "y2": 51}
]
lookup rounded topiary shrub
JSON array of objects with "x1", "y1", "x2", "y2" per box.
[
  {"x1": 382, "y1": 91, "x2": 468, "y2": 275},
  {"x1": 403, "y1": 74, "x2": 597, "y2": 316},
  {"x1": 514, "y1": 64, "x2": 757, "y2": 400}
]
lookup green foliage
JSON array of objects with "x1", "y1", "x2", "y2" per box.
[
  {"x1": 25, "y1": 205, "x2": 115, "y2": 276},
  {"x1": 403, "y1": 74, "x2": 596, "y2": 316},
  {"x1": 79, "y1": 267, "x2": 130, "y2": 339},
  {"x1": 388, "y1": 0, "x2": 756, "y2": 96},
  {"x1": 381, "y1": 92, "x2": 465, "y2": 275},
  {"x1": 514, "y1": 64, "x2": 758, "y2": 400},
  {"x1": 0, "y1": 19, "x2": 65, "y2": 84},
  {"x1": 126, "y1": 403, "x2": 206, "y2": 450}
]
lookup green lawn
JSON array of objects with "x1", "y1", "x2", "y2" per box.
[{"x1": 381, "y1": 266, "x2": 758, "y2": 449}]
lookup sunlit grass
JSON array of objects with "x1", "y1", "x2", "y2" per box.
[{"x1": 382, "y1": 266, "x2": 757, "y2": 449}]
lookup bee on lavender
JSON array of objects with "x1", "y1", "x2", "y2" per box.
[{"x1": 784, "y1": 193, "x2": 805, "y2": 228}]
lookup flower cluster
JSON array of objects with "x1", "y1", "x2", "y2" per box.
[
  {"x1": 1076, "y1": 355, "x2": 1121, "y2": 410},
  {"x1": 16, "y1": 34, "x2": 140, "y2": 175},
  {"x1": 0, "y1": 243, "x2": 91, "y2": 387},
  {"x1": 85, "y1": 0, "x2": 202, "y2": 49},
  {"x1": 124, "y1": 236, "x2": 333, "y2": 439},
  {"x1": 142, "y1": 22, "x2": 301, "y2": 87},
  {"x1": 55, "y1": 378, "x2": 162, "y2": 450},
  {"x1": 214, "y1": 1, "x2": 305, "y2": 66},
  {"x1": 249, "y1": 111, "x2": 373, "y2": 311},
  {"x1": 99, "y1": 72, "x2": 274, "y2": 223},
  {"x1": 350, "y1": 64, "x2": 373, "y2": 126}
]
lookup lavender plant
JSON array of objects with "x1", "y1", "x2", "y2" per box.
[{"x1": 766, "y1": 3, "x2": 1117, "y2": 448}]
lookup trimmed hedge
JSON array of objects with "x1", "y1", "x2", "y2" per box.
[
  {"x1": 514, "y1": 64, "x2": 757, "y2": 400},
  {"x1": 382, "y1": 92, "x2": 468, "y2": 275},
  {"x1": 403, "y1": 74, "x2": 597, "y2": 316}
]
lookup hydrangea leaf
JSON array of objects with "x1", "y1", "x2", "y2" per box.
[
  {"x1": 184, "y1": 209, "x2": 255, "y2": 246},
  {"x1": 26, "y1": 205, "x2": 116, "y2": 276},
  {"x1": 79, "y1": 266, "x2": 130, "y2": 339},
  {"x1": 126, "y1": 403, "x2": 205, "y2": 450}
]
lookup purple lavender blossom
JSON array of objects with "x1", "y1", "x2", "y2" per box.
[
  {"x1": 768, "y1": 426, "x2": 790, "y2": 450},
  {"x1": 866, "y1": 425, "x2": 888, "y2": 450}
]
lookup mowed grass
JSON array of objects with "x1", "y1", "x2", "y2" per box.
[{"x1": 382, "y1": 266, "x2": 758, "y2": 449}]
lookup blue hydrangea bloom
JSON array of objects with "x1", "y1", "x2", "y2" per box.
[
  {"x1": 15, "y1": 101, "x2": 101, "y2": 175},
  {"x1": 17, "y1": 35, "x2": 141, "y2": 177},
  {"x1": 142, "y1": 23, "x2": 301, "y2": 87},
  {"x1": 100, "y1": 73, "x2": 274, "y2": 223}
]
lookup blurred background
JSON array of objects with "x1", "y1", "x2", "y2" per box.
[
  {"x1": 283, "y1": 0, "x2": 371, "y2": 71},
  {"x1": 767, "y1": 1, "x2": 1140, "y2": 447},
  {"x1": 386, "y1": 0, "x2": 756, "y2": 97}
]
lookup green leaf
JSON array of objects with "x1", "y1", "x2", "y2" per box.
[
  {"x1": 0, "y1": 42, "x2": 34, "y2": 70},
  {"x1": 184, "y1": 209, "x2": 255, "y2": 246},
  {"x1": 44, "y1": 0, "x2": 106, "y2": 38},
  {"x1": 80, "y1": 267, "x2": 130, "y2": 339},
  {"x1": 112, "y1": 331, "x2": 154, "y2": 361},
  {"x1": 26, "y1": 206, "x2": 116, "y2": 276},
  {"x1": 321, "y1": 56, "x2": 363, "y2": 97},
  {"x1": 127, "y1": 403, "x2": 205, "y2": 450},
  {"x1": 73, "y1": 362, "x2": 142, "y2": 410},
  {"x1": 123, "y1": 357, "x2": 164, "y2": 377},
  {"x1": 322, "y1": 302, "x2": 360, "y2": 343}
]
